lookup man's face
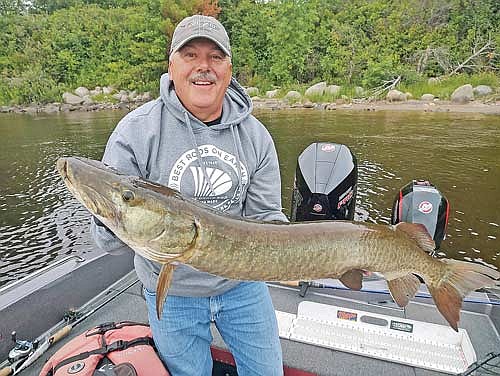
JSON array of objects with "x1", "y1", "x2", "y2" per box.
[{"x1": 169, "y1": 38, "x2": 232, "y2": 122}]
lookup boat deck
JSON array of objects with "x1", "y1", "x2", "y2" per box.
[{"x1": 16, "y1": 271, "x2": 500, "y2": 376}]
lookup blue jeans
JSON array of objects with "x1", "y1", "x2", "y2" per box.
[{"x1": 144, "y1": 281, "x2": 283, "y2": 376}]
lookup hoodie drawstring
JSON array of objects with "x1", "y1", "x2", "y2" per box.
[
  {"x1": 184, "y1": 111, "x2": 216, "y2": 196},
  {"x1": 230, "y1": 124, "x2": 244, "y2": 203}
]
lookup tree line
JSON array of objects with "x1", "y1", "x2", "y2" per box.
[{"x1": 0, "y1": 0, "x2": 498, "y2": 105}]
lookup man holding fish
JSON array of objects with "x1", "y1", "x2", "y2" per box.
[{"x1": 91, "y1": 14, "x2": 286, "y2": 376}]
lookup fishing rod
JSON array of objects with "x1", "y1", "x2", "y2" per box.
[
  {"x1": 279, "y1": 280, "x2": 500, "y2": 306},
  {"x1": 0, "y1": 273, "x2": 140, "y2": 376}
]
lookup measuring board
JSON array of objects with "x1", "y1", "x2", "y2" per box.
[{"x1": 275, "y1": 301, "x2": 476, "y2": 374}]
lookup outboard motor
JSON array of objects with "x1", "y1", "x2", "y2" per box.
[
  {"x1": 291, "y1": 142, "x2": 357, "y2": 222},
  {"x1": 391, "y1": 180, "x2": 450, "y2": 251}
]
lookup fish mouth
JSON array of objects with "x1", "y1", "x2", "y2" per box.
[{"x1": 57, "y1": 157, "x2": 120, "y2": 223}]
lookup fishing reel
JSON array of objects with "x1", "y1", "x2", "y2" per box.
[{"x1": 7, "y1": 331, "x2": 37, "y2": 364}]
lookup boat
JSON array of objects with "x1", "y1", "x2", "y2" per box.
[{"x1": 1, "y1": 143, "x2": 499, "y2": 376}]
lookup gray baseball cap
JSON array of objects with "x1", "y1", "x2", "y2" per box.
[{"x1": 169, "y1": 15, "x2": 231, "y2": 58}]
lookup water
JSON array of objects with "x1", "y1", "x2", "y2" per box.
[{"x1": 0, "y1": 109, "x2": 499, "y2": 287}]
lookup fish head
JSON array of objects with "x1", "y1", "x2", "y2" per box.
[{"x1": 57, "y1": 157, "x2": 198, "y2": 262}]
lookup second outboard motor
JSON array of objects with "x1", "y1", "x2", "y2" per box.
[
  {"x1": 291, "y1": 142, "x2": 357, "y2": 222},
  {"x1": 391, "y1": 180, "x2": 450, "y2": 251}
]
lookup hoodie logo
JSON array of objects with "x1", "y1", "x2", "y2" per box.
[
  {"x1": 191, "y1": 166, "x2": 232, "y2": 196},
  {"x1": 168, "y1": 144, "x2": 248, "y2": 212}
]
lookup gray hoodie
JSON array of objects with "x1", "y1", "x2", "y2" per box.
[{"x1": 91, "y1": 73, "x2": 287, "y2": 296}]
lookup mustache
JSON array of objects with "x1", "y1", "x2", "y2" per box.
[{"x1": 190, "y1": 72, "x2": 216, "y2": 83}]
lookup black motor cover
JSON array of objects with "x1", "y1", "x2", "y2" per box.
[
  {"x1": 291, "y1": 142, "x2": 357, "y2": 221},
  {"x1": 391, "y1": 180, "x2": 449, "y2": 250}
]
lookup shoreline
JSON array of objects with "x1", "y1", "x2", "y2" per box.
[{"x1": 1, "y1": 98, "x2": 499, "y2": 116}]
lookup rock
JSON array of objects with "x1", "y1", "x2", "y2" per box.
[
  {"x1": 103, "y1": 86, "x2": 114, "y2": 95},
  {"x1": 428, "y1": 77, "x2": 440, "y2": 85},
  {"x1": 82, "y1": 95, "x2": 94, "y2": 105},
  {"x1": 25, "y1": 106, "x2": 38, "y2": 114},
  {"x1": 62, "y1": 92, "x2": 85, "y2": 105},
  {"x1": 325, "y1": 85, "x2": 341, "y2": 96},
  {"x1": 251, "y1": 96, "x2": 262, "y2": 101},
  {"x1": 303, "y1": 101, "x2": 315, "y2": 108},
  {"x1": 305, "y1": 82, "x2": 327, "y2": 97},
  {"x1": 326, "y1": 103, "x2": 337, "y2": 110},
  {"x1": 473, "y1": 85, "x2": 492, "y2": 97},
  {"x1": 451, "y1": 84, "x2": 474, "y2": 103},
  {"x1": 74, "y1": 86, "x2": 90, "y2": 97},
  {"x1": 405, "y1": 92, "x2": 413, "y2": 99},
  {"x1": 60, "y1": 104, "x2": 74, "y2": 112},
  {"x1": 314, "y1": 103, "x2": 328, "y2": 110},
  {"x1": 119, "y1": 94, "x2": 129, "y2": 103},
  {"x1": 43, "y1": 104, "x2": 60, "y2": 113},
  {"x1": 129, "y1": 90, "x2": 138, "y2": 101},
  {"x1": 421, "y1": 94, "x2": 435, "y2": 102},
  {"x1": 386, "y1": 89, "x2": 406, "y2": 102},
  {"x1": 142, "y1": 92, "x2": 152, "y2": 101},
  {"x1": 245, "y1": 87, "x2": 259, "y2": 97},
  {"x1": 0, "y1": 106, "x2": 11, "y2": 113},
  {"x1": 354, "y1": 86, "x2": 365, "y2": 97},
  {"x1": 266, "y1": 89, "x2": 279, "y2": 98},
  {"x1": 283, "y1": 90, "x2": 302, "y2": 103}
]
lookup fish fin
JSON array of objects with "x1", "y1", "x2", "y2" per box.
[
  {"x1": 395, "y1": 222, "x2": 435, "y2": 253},
  {"x1": 339, "y1": 269, "x2": 363, "y2": 290},
  {"x1": 387, "y1": 274, "x2": 421, "y2": 307},
  {"x1": 156, "y1": 263, "x2": 176, "y2": 320},
  {"x1": 427, "y1": 259, "x2": 500, "y2": 331}
]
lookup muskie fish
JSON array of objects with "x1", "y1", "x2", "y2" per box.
[{"x1": 57, "y1": 157, "x2": 499, "y2": 330}]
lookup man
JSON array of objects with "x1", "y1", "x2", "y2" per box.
[{"x1": 91, "y1": 14, "x2": 286, "y2": 376}]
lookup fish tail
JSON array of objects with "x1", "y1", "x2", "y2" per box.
[{"x1": 427, "y1": 259, "x2": 500, "y2": 331}]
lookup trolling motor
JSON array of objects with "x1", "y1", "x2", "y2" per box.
[
  {"x1": 391, "y1": 180, "x2": 450, "y2": 253},
  {"x1": 291, "y1": 142, "x2": 357, "y2": 222}
]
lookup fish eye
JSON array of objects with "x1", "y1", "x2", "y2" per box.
[{"x1": 122, "y1": 190, "x2": 135, "y2": 202}]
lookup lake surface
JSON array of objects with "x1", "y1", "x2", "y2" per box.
[{"x1": 0, "y1": 109, "x2": 499, "y2": 287}]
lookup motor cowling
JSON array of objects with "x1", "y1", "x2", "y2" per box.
[
  {"x1": 391, "y1": 180, "x2": 450, "y2": 250},
  {"x1": 291, "y1": 142, "x2": 357, "y2": 222}
]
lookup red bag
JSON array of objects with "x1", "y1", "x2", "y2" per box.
[{"x1": 39, "y1": 321, "x2": 170, "y2": 376}]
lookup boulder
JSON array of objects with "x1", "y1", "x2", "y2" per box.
[
  {"x1": 62, "y1": 92, "x2": 85, "y2": 105},
  {"x1": 428, "y1": 77, "x2": 440, "y2": 85},
  {"x1": 354, "y1": 86, "x2": 365, "y2": 97},
  {"x1": 325, "y1": 85, "x2": 341, "y2": 96},
  {"x1": 142, "y1": 92, "x2": 152, "y2": 101},
  {"x1": 451, "y1": 84, "x2": 474, "y2": 103},
  {"x1": 43, "y1": 104, "x2": 60, "y2": 113},
  {"x1": 266, "y1": 89, "x2": 279, "y2": 98},
  {"x1": 245, "y1": 87, "x2": 259, "y2": 97},
  {"x1": 421, "y1": 94, "x2": 435, "y2": 102},
  {"x1": 74, "y1": 86, "x2": 90, "y2": 97},
  {"x1": 129, "y1": 90, "x2": 138, "y2": 101},
  {"x1": 284, "y1": 90, "x2": 302, "y2": 103},
  {"x1": 82, "y1": 95, "x2": 94, "y2": 105},
  {"x1": 102, "y1": 86, "x2": 114, "y2": 95},
  {"x1": 473, "y1": 85, "x2": 493, "y2": 97},
  {"x1": 386, "y1": 89, "x2": 406, "y2": 102},
  {"x1": 305, "y1": 82, "x2": 326, "y2": 97}
]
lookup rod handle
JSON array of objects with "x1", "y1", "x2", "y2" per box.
[
  {"x1": 0, "y1": 366, "x2": 13, "y2": 376},
  {"x1": 279, "y1": 281, "x2": 301, "y2": 287},
  {"x1": 50, "y1": 325, "x2": 72, "y2": 344}
]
